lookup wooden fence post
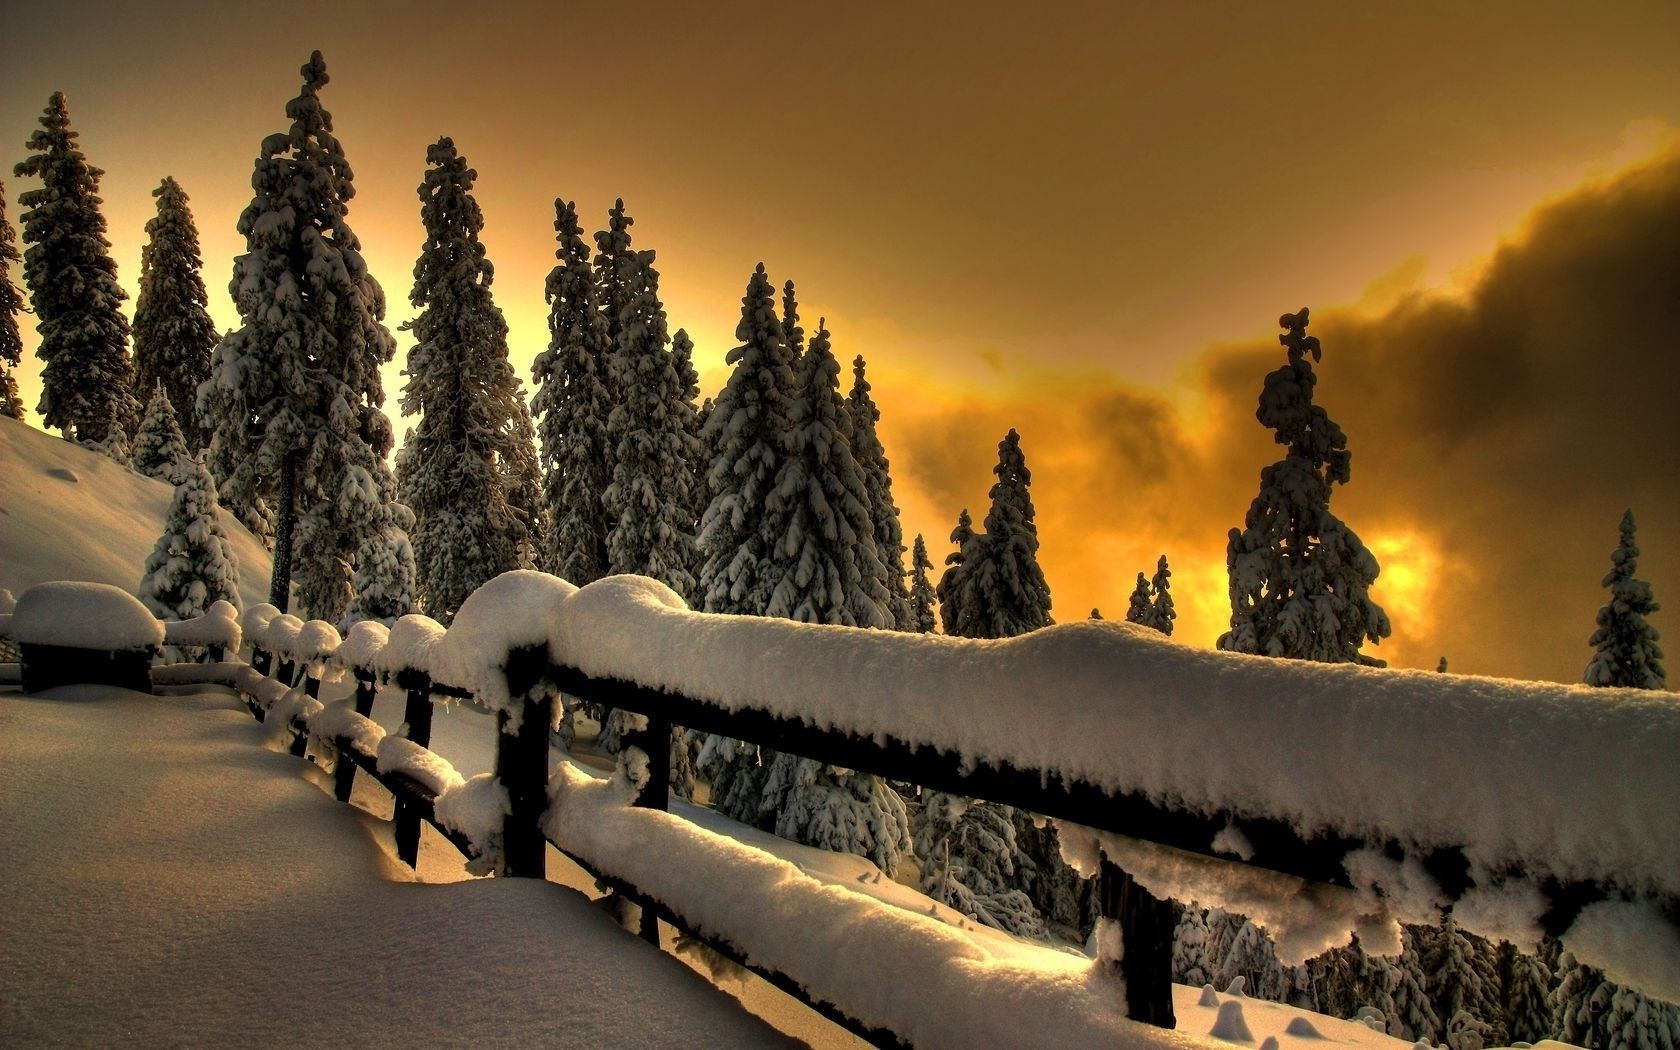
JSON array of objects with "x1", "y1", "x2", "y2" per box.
[
  {"x1": 621, "y1": 709, "x2": 673, "y2": 943},
  {"x1": 334, "y1": 675, "x2": 379, "y2": 803},
  {"x1": 497, "y1": 645, "x2": 553, "y2": 879},
  {"x1": 1098, "y1": 856, "x2": 1177, "y2": 1028},
  {"x1": 393, "y1": 671, "x2": 436, "y2": 868}
]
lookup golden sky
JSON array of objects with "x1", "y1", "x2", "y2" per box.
[{"x1": 2, "y1": 1, "x2": 1676, "y2": 683}]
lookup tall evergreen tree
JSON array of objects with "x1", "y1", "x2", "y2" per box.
[
  {"x1": 1220, "y1": 308, "x2": 1390, "y2": 664},
  {"x1": 697, "y1": 264, "x2": 796, "y2": 615},
  {"x1": 0, "y1": 180, "x2": 25, "y2": 421},
  {"x1": 693, "y1": 265, "x2": 797, "y2": 821},
  {"x1": 132, "y1": 177, "x2": 216, "y2": 447},
  {"x1": 131, "y1": 382, "x2": 191, "y2": 483},
  {"x1": 670, "y1": 327, "x2": 707, "y2": 544},
  {"x1": 966, "y1": 428, "x2": 1053, "y2": 636},
  {"x1": 750, "y1": 318, "x2": 906, "y2": 871},
  {"x1": 908, "y1": 533, "x2": 938, "y2": 634},
  {"x1": 139, "y1": 451, "x2": 242, "y2": 651},
  {"x1": 531, "y1": 199, "x2": 614, "y2": 583},
  {"x1": 503, "y1": 390, "x2": 546, "y2": 568},
  {"x1": 603, "y1": 245, "x2": 697, "y2": 597},
  {"x1": 914, "y1": 791, "x2": 1046, "y2": 937},
  {"x1": 1125, "y1": 572, "x2": 1153, "y2": 626},
  {"x1": 1425, "y1": 914, "x2": 1506, "y2": 1049},
  {"x1": 397, "y1": 137, "x2": 525, "y2": 622},
  {"x1": 1585, "y1": 509, "x2": 1666, "y2": 689},
  {"x1": 1498, "y1": 941, "x2": 1555, "y2": 1046},
  {"x1": 342, "y1": 492, "x2": 416, "y2": 629},
  {"x1": 849, "y1": 354, "x2": 911, "y2": 629},
  {"x1": 1149, "y1": 554, "x2": 1176, "y2": 635},
  {"x1": 203, "y1": 52, "x2": 396, "y2": 619},
  {"x1": 937, "y1": 508, "x2": 982, "y2": 636},
  {"x1": 13, "y1": 92, "x2": 137, "y2": 444}
]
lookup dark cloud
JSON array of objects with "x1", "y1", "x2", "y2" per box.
[{"x1": 890, "y1": 148, "x2": 1680, "y2": 682}]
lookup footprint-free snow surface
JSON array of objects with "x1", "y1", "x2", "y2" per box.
[{"x1": 0, "y1": 686, "x2": 791, "y2": 1047}]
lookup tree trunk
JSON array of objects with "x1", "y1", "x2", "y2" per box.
[{"x1": 268, "y1": 450, "x2": 297, "y2": 612}]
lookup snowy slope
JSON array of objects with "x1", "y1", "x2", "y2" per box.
[
  {"x1": 0, "y1": 685, "x2": 791, "y2": 1047},
  {"x1": 0, "y1": 416, "x2": 273, "y2": 608}
]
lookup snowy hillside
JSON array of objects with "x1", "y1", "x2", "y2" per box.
[{"x1": 0, "y1": 417, "x2": 272, "y2": 607}]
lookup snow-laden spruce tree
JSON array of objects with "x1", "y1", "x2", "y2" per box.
[
  {"x1": 531, "y1": 198, "x2": 615, "y2": 584},
  {"x1": 131, "y1": 383, "x2": 192, "y2": 483},
  {"x1": 749, "y1": 318, "x2": 906, "y2": 870},
  {"x1": 908, "y1": 533, "x2": 938, "y2": 634},
  {"x1": 397, "y1": 138, "x2": 526, "y2": 623},
  {"x1": 342, "y1": 492, "x2": 416, "y2": 629},
  {"x1": 936, "y1": 508, "x2": 984, "y2": 636},
  {"x1": 1585, "y1": 509, "x2": 1666, "y2": 689},
  {"x1": 692, "y1": 265, "x2": 797, "y2": 820},
  {"x1": 914, "y1": 791, "x2": 1047, "y2": 938},
  {"x1": 697, "y1": 263, "x2": 796, "y2": 615},
  {"x1": 0, "y1": 180, "x2": 24, "y2": 421},
  {"x1": 965, "y1": 428, "x2": 1054, "y2": 637},
  {"x1": 1149, "y1": 554, "x2": 1176, "y2": 635},
  {"x1": 503, "y1": 391, "x2": 546, "y2": 568},
  {"x1": 1219, "y1": 308, "x2": 1390, "y2": 664},
  {"x1": 1601, "y1": 980, "x2": 1680, "y2": 1050},
  {"x1": 139, "y1": 451, "x2": 241, "y2": 656},
  {"x1": 132, "y1": 177, "x2": 216, "y2": 447},
  {"x1": 1125, "y1": 572, "x2": 1153, "y2": 626},
  {"x1": 13, "y1": 92, "x2": 137, "y2": 445},
  {"x1": 1425, "y1": 914, "x2": 1506, "y2": 1048},
  {"x1": 849, "y1": 354, "x2": 911, "y2": 628},
  {"x1": 603, "y1": 245, "x2": 697, "y2": 596},
  {"x1": 1217, "y1": 917, "x2": 1291, "y2": 1001},
  {"x1": 670, "y1": 328, "x2": 707, "y2": 548},
  {"x1": 1498, "y1": 941, "x2": 1554, "y2": 1045},
  {"x1": 1551, "y1": 951, "x2": 1611, "y2": 1048},
  {"x1": 203, "y1": 52, "x2": 396, "y2": 619}
]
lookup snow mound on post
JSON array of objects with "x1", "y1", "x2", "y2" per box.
[
  {"x1": 163, "y1": 599, "x2": 242, "y2": 650},
  {"x1": 376, "y1": 614, "x2": 446, "y2": 677},
  {"x1": 376, "y1": 735, "x2": 464, "y2": 798},
  {"x1": 262, "y1": 614, "x2": 303, "y2": 658},
  {"x1": 240, "y1": 603, "x2": 278, "y2": 646},
  {"x1": 337, "y1": 620, "x2": 390, "y2": 673},
  {"x1": 295, "y1": 620, "x2": 343, "y2": 680},
  {"x1": 437, "y1": 569, "x2": 576, "y2": 711},
  {"x1": 12, "y1": 582, "x2": 164, "y2": 651},
  {"x1": 550, "y1": 575, "x2": 1680, "y2": 904}
]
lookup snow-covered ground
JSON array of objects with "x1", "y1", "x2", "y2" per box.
[
  {"x1": 0, "y1": 684, "x2": 794, "y2": 1046},
  {"x1": 0, "y1": 416, "x2": 273, "y2": 607}
]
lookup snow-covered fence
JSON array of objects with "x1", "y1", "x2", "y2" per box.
[
  {"x1": 8, "y1": 582, "x2": 164, "y2": 692},
  {"x1": 203, "y1": 569, "x2": 1680, "y2": 1043}
]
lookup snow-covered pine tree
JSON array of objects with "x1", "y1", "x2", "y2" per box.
[
  {"x1": 1388, "y1": 926, "x2": 1444, "y2": 1044},
  {"x1": 1438, "y1": 656, "x2": 1450, "y2": 673},
  {"x1": 1149, "y1": 554, "x2": 1176, "y2": 635},
  {"x1": 750, "y1": 318, "x2": 906, "y2": 870},
  {"x1": 1217, "y1": 917, "x2": 1291, "y2": 1001},
  {"x1": 531, "y1": 198, "x2": 615, "y2": 584},
  {"x1": 697, "y1": 264, "x2": 796, "y2": 615},
  {"x1": 132, "y1": 177, "x2": 216, "y2": 447},
  {"x1": 1498, "y1": 941, "x2": 1555, "y2": 1045},
  {"x1": 692, "y1": 265, "x2": 798, "y2": 818},
  {"x1": 849, "y1": 354, "x2": 912, "y2": 629},
  {"x1": 139, "y1": 451, "x2": 241, "y2": 657},
  {"x1": 937, "y1": 508, "x2": 984, "y2": 636},
  {"x1": 503, "y1": 390, "x2": 546, "y2": 568},
  {"x1": 908, "y1": 533, "x2": 938, "y2": 634},
  {"x1": 914, "y1": 791, "x2": 1046, "y2": 938},
  {"x1": 13, "y1": 92, "x2": 137, "y2": 444},
  {"x1": 1601, "y1": 981, "x2": 1680, "y2": 1050},
  {"x1": 1585, "y1": 509, "x2": 1666, "y2": 689},
  {"x1": 1551, "y1": 951, "x2": 1610, "y2": 1048},
  {"x1": 397, "y1": 137, "x2": 525, "y2": 623},
  {"x1": 603, "y1": 244, "x2": 697, "y2": 597},
  {"x1": 1425, "y1": 914, "x2": 1506, "y2": 1047},
  {"x1": 1173, "y1": 904, "x2": 1215, "y2": 988},
  {"x1": 203, "y1": 53, "x2": 396, "y2": 620},
  {"x1": 1219, "y1": 308, "x2": 1390, "y2": 664},
  {"x1": 131, "y1": 383, "x2": 192, "y2": 483},
  {"x1": 0, "y1": 180, "x2": 24, "y2": 420},
  {"x1": 1125, "y1": 572, "x2": 1153, "y2": 626},
  {"x1": 966, "y1": 428, "x2": 1053, "y2": 637},
  {"x1": 342, "y1": 494, "x2": 416, "y2": 628},
  {"x1": 670, "y1": 328, "x2": 707, "y2": 551}
]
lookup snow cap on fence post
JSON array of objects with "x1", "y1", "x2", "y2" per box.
[{"x1": 435, "y1": 569, "x2": 574, "y2": 719}]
